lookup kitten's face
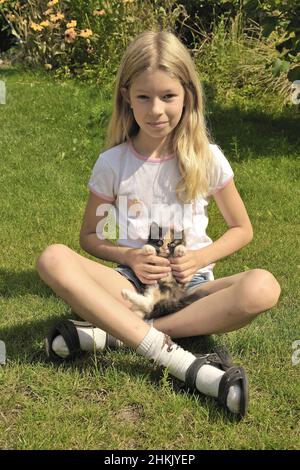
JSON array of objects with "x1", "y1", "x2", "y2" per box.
[{"x1": 148, "y1": 224, "x2": 185, "y2": 257}]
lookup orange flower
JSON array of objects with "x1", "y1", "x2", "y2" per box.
[
  {"x1": 50, "y1": 12, "x2": 64, "y2": 22},
  {"x1": 93, "y1": 9, "x2": 105, "y2": 16},
  {"x1": 66, "y1": 20, "x2": 77, "y2": 28},
  {"x1": 79, "y1": 29, "x2": 93, "y2": 38},
  {"x1": 64, "y1": 28, "x2": 77, "y2": 43}
]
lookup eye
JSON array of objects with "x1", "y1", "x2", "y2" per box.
[
  {"x1": 164, "y1": 94, "x2": 176, "y2": 100},
  {"x1": 137, "y1": 95, "x2": 148, "y2": 100},
  {"x1": 157, "y1": 240, "x2": 163, "y2": 246}
]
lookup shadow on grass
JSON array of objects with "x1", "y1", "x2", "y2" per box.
[
  {"x1": 207, "y1": 103, "x2": 300, "y2": 161},
  {"x1": 0, "y1": 268, "x2": 54, "y2": 298}
]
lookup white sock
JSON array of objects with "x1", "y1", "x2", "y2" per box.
[
  {"x1": 137, "y1": 327, "x2": 241, "y2": 414},
  {"x1": 52, "y1": 325, "x2": 123, "y2": 358}
]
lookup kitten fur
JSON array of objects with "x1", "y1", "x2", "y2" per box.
[{"x1": 121, "y1": 223, "x2": 208, "y2": 319}]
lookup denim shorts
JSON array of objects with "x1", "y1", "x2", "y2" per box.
[{"x1": 115, "y1": 265, "x2": 213, "y2": 293}]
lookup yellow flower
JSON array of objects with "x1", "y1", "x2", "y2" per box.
[
  {"x1": 79, "y1": 29, "x2": 93, "y2": 38},
  {"x1": 40, "y1": 20, "x2": 50, "y2": 27},
  {"x1": 47, "y1": 0, "x2": 58, "y2": 6},
  {"x1": 55, "y1": 12, "x2": 64, "y2": 20},
  {"x1": 50, "y1": 12, "x2": 64, "y2": 22},
  {"x1": 0, "y1": 0, "x2": 6, "y2": 5},
  {"x1": 44, "y1": 63, "x2": 53, "y2": 70},
  {"x1": 93, "y1": 9, "x2": 105, "y2": 16},
  {"x1": 64, "y1": 28, "x2": 77, "y2": 43},
  {"x1": 66, "y1": 20, "x2": 77, "y2": 28},
  {"x1": 30, "y1": 22, "x2": 44, "y2": 32}
]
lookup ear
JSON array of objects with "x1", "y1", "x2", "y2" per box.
[
  {"x1": 174, "y1": 228, "x2": 184, "y2": 240},
  {"x1": 120, "y1": 87, "x2": 131, "y2": 107},
  {"x1": 150, "y1": 222, "x2": 160, "y2": 239}
]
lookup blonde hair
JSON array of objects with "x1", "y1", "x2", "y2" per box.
[{"x1": 106, "y1": 31, "x2": 214, "y2": 202}]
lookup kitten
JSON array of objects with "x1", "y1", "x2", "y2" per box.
[{"x1": 121, "y1": 223, "x2": 208, "y2": 320}]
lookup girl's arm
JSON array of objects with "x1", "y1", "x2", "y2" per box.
[
  {"x1": 198, "y1": 179, "x2": 253, "y2": 267},
  {"x1": 171, "y1": 180, "x2": 253, "y2": 283},
  {"x1": 80, "y1": 192, "x2": 132, "y2": 265}
]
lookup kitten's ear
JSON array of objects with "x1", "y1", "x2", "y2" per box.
[
  {"x1": 174, "y1": 229, "x2": 184, "y2": 241},
  {"x1": 150, "y1": 222, "x2": 160, "y2": 239}
]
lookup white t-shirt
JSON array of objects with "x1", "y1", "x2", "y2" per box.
[{"x1": 88, "y1": 140, "x2": 234, "y2": 274}]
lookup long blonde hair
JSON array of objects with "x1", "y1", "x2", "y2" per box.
[{"x1": 106, "y1": 31, "x2": 214, "y2": 202}]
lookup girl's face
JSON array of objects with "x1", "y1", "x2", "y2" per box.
[{"x1": 122, "y1": 69, "x2": 185, "y2": 147}]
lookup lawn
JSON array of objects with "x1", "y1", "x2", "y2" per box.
[{"x1": 0, "y1": 66, "x2": 299, "y2": 449}]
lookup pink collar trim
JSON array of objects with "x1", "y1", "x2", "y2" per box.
[{"x1": 129, "y1": 140, "x2": 175, "y2": 162}]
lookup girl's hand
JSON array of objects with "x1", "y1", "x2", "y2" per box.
[
  {"x1": 169, "y1": 250, "x2": 204, "y2": 284},
  {"x1": 127, "y1": 248, "x2": 171, "y2": 285}
]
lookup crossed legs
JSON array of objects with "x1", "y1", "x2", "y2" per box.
[
  {"x1": 36, "y1": 244, "x2": 281, "y2": 418},
  {"x1": 36, "y1": 244, "x2": 281, "y2": 342}
]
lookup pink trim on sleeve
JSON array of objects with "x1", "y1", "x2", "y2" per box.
[
  {"x1": 88, "y1": 185, "x2": 115, "y2": 202},
  {"x1": 209, "y1": 175, "x2": 234, "y2": 196}
]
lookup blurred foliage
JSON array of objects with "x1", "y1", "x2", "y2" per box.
[
  {"x1": 180, "y1": 0, "x2": 300, "y2": 80},
  {"x1": 0, "y1": 0, "x2": 186, "y2": 87},
  {"x1": 0, "y1": 0, "x2": 299, "y2": 101}
]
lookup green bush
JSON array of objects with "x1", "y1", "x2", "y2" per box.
[
  {"x1": 194, "y1": 12, "x2": 291, "y2": 104},
  {"x1": 181, "y1": 0, "x2": 300, "y2": 81}
]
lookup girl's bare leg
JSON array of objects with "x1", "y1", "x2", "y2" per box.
[
  {"x1": 153, "y1": 269, "x2": 281, "y2": 338},
  {"x1": 36, "y1": 244, "x2": 149, "y2": 348},
  {"x1": 36, "y1": 244, "x2": 256, "y2": 416}
]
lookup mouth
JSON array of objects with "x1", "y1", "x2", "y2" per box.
[{"x1": 148, "y1": 121, "x2": 168, "y2": 128}]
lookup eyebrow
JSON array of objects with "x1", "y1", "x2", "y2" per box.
[{"x1": 135, "y1": 89, "x2": 175, "y2": 93}]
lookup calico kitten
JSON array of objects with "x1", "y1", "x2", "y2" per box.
[{"x1": 121, "y1": 223, "x2": 208, "y2": 320}]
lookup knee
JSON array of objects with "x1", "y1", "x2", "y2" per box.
[
  {"x1": 238, "y1": 269, "x2": 281, "y2": 316},
  {"x1": 36, "y1": 244, "x2": 71, "y2": 280}
]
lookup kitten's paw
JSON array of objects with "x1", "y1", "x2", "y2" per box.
[
  {"x1": 121, "y1": 289, "x2": 132, "y2": 301},
  {"x1": 174, "y1": 244, "x2": 187, "y2": 257},
  {"x1": 143, "y1": 244, "x2": 156, "y2": 255},
  {"x1": 134, "y1": 310, "x2": 146, "y2": 319}
]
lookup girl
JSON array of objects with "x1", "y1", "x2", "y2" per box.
[{"x1": 37, "y1": 31, "x2": 281, "y2": 418}]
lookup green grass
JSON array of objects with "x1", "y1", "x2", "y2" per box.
[{"x1": 0, "y1": 66, "x2": 299, "y2": 449}]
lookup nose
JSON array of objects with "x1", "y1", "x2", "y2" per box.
[{"x1": 150, "y1": 97, "x2": 164, "y2": 116}]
